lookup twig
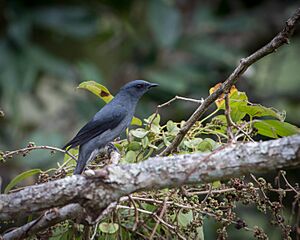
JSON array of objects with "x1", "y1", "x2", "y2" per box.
[
  {"x1": 250, "y1": 174, "x2": 269, "y2": 200},
  {"x1": 118, "y1": 199, "x2": 254, "y2": 233},
  {"x1": 201, "y1": 183, "x2": 212, "y2": 204},
  {"x1": 224, "y1": 93, "x2": 254, "y2": 142},
  {"x1": 280, "y1": 170, "x2": 299, "y2": 194},
  {"x1": 234, "y1": 122, "x2": 255, "y2": 142},
  {"x1": 3, "y1": 145, "x2": 77, "y2": 161},
  {"x1": 224, "y1": 93, "x2": 235, "y2": 142},
  {"x1": 118, "y1": 204, "x2": 187, "y2": 240},
  {"x1": 149, "y1": 196, "x2": 169, "y2": 240},
  {"x1": 90, "y1": 221, "x2": 100, "y2": 240},
  {"x1": 157, "y1": 96, "x2": 204, "y2": 109},
  {"x1": 128, "y1": 195, "x2": 139, "y2": 231},
  {"x1": 160, "y1": 7, "x2": 300, "y2": 156},
  {"x1": 147, "y1": 96, "x2": 204, "y2": 131},
  {"x1": 116, "y1": 205, "x2": 175, "y2": 230}
]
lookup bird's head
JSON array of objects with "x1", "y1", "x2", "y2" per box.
[{"x1": 120, "y1": 80, "x2": 158, "y2": 99}]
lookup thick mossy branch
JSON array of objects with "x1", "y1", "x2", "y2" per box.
[{"x1": 1, "y1": 135, "x2": 300, "y2": 224}]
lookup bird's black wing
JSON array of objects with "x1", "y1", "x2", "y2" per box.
[{"x1": 63, "y1": 105, "x2": 126, "y2": 149}]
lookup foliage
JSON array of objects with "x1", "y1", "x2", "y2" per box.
[{"x1": 1, "y1": 82, "x2": 299, "y2": 239}]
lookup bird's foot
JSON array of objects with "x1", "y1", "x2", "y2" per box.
[
  {"x1": 106, "y1": 142, "x2": 120, "y2": 154},
  {"x1": 106, "y1": 143, "x2": 121, "y2": 164}
]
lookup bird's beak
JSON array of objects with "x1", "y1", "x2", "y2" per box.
[{"x1": 148, "y1": 83, "x2": 159, "y2": 88}]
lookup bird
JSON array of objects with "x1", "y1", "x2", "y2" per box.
[{"x1": 63, "y1": 80, "x2": 158, "y2": 174}]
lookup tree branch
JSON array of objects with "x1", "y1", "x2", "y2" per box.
[
  {"x1": 1, "y1": 134, "x2": 300, "y2": 239},
  {"x1": 160, "y1": 7, "x2": 300, "y2": 156}
]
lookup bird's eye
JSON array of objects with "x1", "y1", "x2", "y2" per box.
[{"x1": 136, "y1": 84, "x2": 143, "y2": 89}]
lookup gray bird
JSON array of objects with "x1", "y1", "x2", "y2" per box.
[{"x1": 63, "y1": 80, "x2": 158, "y2": 174}]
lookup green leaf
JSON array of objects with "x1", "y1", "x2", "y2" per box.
[
  {"x1": 123, "y1": 150, "x2": 136, "y2": 163},
  {"x1": 230, "y1": 107, "x2": 247, "y2": 122},
  {"x1": 166, "y1": 120, "x2": 180, "y2": 135},
  {"x1": 99, "y1": 222, "x2": 119, "y2": 234},
  {"x1": 178, "y1": 210, "x2": 193, "y2": 227},
  {"x1": 184, "y1": 138, "x2": 203, "y2": 149},
  {"x1": 141, "y1": 136, "x2": 150, "y2": 148},
  {"x1": 150, "y1": 124, "x2": 161, "y2": 134},
  {"x1": 254, "y1": 120, "x2": 299, "y2": 138},
  {"x1": 218, "y1": 91, "x2": 248, "y2": 122},
  {"x1": 127, "y1": 141, "x2": 141, "y2": 151},
  {"x1": 4, "y1": 169, "x2": 41, "y2": 193},
  {"x1": 218, "y1": 90, "x2": 248, "y2": 109},
  {"x1": 141, "y1": 203, "x2": 157, "y2": 212},
  {"x1": 78, "y1": 80, "x2": 114, "y2": 103},
  {"x1": 130, "y1": 128, "x2": 149, "y2": 139},
  {"x1": 144, "y1": 114, "x2": 161, "y2": 134},
  {"x1": 229, "y1": 92, "x2": 248, "y2": 122},
  {"x1": 239, "y1": 105, "x2": 285, "y2": 121},
  {"x1": 162, "y1": 132, "x2": 171, "y2": 146},
  {"x1": 145, "y1": 113, "x2": 160, "y2": 126},
  {"x1": 198, "y1": 138, "x2": 215, "y2": 152}
]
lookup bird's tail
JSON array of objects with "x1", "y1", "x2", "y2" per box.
[{"x1": 73, "y1": 146, "x2": 86, "y2": 175}]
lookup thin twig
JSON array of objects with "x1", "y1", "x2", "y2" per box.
[
  {"x1": 201, "y1": 183, "x2": 212, "y2": 204},
  {"x1": 224, "y1": 93, "x2": 235, "y2": 142},
  {"x1": 250, "y1": 174, "x2": 269, "y2": 200},
  {"x1": 149, "y1": 196, "x2": 169, "y2": 240},
  {"x1": 157, "y1": 96, "x2": 204, "y2": 109},
  {"x1": 116, "y1": 205, "x2": 175, "y2": 230},
  {"x1": 128, "y1": 195, "x2": 139, "y2": 231},
  {"x1": 90, "y1": 221, "x2": 100, "y2": 240},
  {"x1": 3, "y1": 145, "x2": 77, "y2": 161},
  {"x1": 280, "y1": 170, "x2": 299, "y2": 194}
]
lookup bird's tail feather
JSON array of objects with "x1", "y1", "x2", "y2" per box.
[
  {"x1": 73, "y1": 162, "x2": 85, "y2": 175},
  {"x1": 73, "y1": 147, "x2": 86, "y2": 175},
  {"x1": 73, "y1": 146, "x2": 100, "y2": 175}
]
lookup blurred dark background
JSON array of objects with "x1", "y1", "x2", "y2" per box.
[
  {"x1": 1, "y1": 0, "x2": 300, "y2": 175},
  {"x1": 0, "y1": 0, "x2": 300, "y2": 238}
]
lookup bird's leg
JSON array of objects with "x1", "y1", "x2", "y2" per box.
[
  {"x1": 106, "y1": 142, "x2": 121, "y2": 164},
  {"x1": 106, "y1": 142, "x2": 120, "y2": 154},
  {"x1": 92, "y1": 143, "x2": 120, "y2": 167}
]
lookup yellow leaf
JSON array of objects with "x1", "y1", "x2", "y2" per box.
[
  {"x1": 78, "y1": 80, "x2": 114, "y2": 103},
  {"x1": 131, "y1": 117, "x2": 142, "y2": 126},
  {"x1": 209, "y1": 83, "x2": 238, "y2": 108}
]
